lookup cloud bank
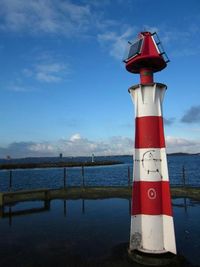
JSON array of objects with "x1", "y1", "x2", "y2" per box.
[
  {"x1": 166, "y1": 136, "x2": 200, "y2": 154},
  {"x1": 0, "y1": 134, "x2": 133, "y2": 158},
  {"x1": 1, "y1": 134, "x2": 200, "y2": 158}
]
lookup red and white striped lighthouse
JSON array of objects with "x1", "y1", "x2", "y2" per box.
[{"x1": 124, "y1": 32, "x2": 176, "y2": 256}]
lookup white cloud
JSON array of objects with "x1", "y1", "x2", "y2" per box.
[
  {"x1": 0, "y1": 134, "x2": 134, "y2": 158},
  {"x1": 6, "y1": 52, "x2": 71, "y2": 92},
  {"x1": 166, "y1": 136, "x2": 200, "y2": 154},
  {"x1": 7, "y1": 84, "x2": 37, "y2": 92},
  {"x1": 70, "y1": 133, "x2": 82, "y2": 142},
  {"x1": 34, "y1": 62, "x2": 69, "y2": 82},
  {"x1": 21, "y1": 52, "x2": 71, "y2": 84},
  {"x1": 7, "y1": 85, "x2": 29, "y2": 92},
  {"x1": 60, "y1": 1, "x2": 90, "y2": 22},
  {"x1": 36, "y1": 72, "x2": 60, "y2": 83},
  {"x1": 98, "y1": 26, "x2": 136, "y2": 59},
  {"x1": 82, "y1": 0, "x2": 111, "y2": 7},
  {"x1": 1, "y1": 134, "x2": 200, "y2": 158},
  {"x1": 0, "y1": 0, "x2": 91, "y2": 36},
  {"x1": 158, "y1": 21, "x2": 200, "y2": 57},
  {"x1": 29, "y1": 143, "x2": 54, "y2": 152},
  {"x1": 1, "y1": 0, "x2": 200, "y2": 61},
  {"x1": 143, "y1": 25, "x2": 159, "y2": 34}
]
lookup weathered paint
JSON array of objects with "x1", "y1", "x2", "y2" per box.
[
  {"x1": 129, "y1": 83, "x2": 177, "y2": 255},
  {"x1": 130, "y1": 215, "x2": 176, "y2": 254},
  {"x1": 134, "y1": 148, "x2": 169, "y2": 182}
]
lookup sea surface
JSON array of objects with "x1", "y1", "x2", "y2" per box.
[
  {"x1": 0, "y1": 155, "x2": 200, "y2": 192},
  {"x1": 0, "y1": 155, "x2": 200, "y2": 266},
  {"x1": 0, "y1": 197, "x2": 199, "y2": 267}
]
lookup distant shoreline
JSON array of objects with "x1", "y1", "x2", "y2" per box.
[
  {"x1": 168, "y1": 152, "x2": 200, "y2": 156},
  {"x1": 1, "y1": 152, "x2": 199, "y2": 161},
  {"x1": 0, "y1": 160, "x2": 123, "y2": 170},
  {"x1": 0, "y1": 153, "x2": 199, "y2": 169}
]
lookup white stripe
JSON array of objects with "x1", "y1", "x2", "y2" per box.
[
  {"x1": 129, "y1": 83, "x2": 166, "y2": 117},
  {"x1": 133, "y1": 148, "x2": 169, "y2": 182},
  {"x1": 130, "y1": 214, "x2": 176, "y2": 254},
  {"x1": 151, "y1": 35, "x2": 160, "y2": 54}
]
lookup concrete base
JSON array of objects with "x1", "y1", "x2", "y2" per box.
[{"x1": 128, "y1": 249, "x2": 179, "y2": 266}]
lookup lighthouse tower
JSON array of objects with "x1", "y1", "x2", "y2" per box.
[{"x1": 124, "y1": 32, "x2": 176, "y2": 257}]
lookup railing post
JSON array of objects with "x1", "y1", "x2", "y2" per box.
[
  {"x1": 9, "y1": 206, "x2": 12, "y2": 226},
  {"x1": 9, "y1": 170, "x2": 12, "y2": 191},
  {"x1": 128, "y1": 166, "x2": 131, "y2": 187},
  {"x1": 82, "y1": 199, "x2": 85, "y2": 214},
  {"x1": 63, "y1": 199, "x2": 67, "y2": 217},
  {"x1": 82, "y1": 165, "x2": 85, "y2": 187},
  {"x1": 63, "y1": 168, "x2": 67, "y2": 189},
  {"x1": 182, "y1": 165, "x2": 186, "y2": 187}
]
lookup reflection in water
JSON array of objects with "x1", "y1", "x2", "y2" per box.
[
  {"x1": 1, "y1": 198, "x2": 132, "y2": 224},
  {"x1": 172, "y1": 198, "x2": 200, "y2": 265},
  {"x1": 63, "y1": 199, "x2": 67, "y2": 217},
  {"x1": 0, "y1": 198, "x2": 131, "y2": 267},
  {"x1": 8, "y1": 206, "x2": 11, "y2": 226},
  {"x1": 0, "y1": 198, "x2": 199, "y2": 267},
  {"x1": 183, "y1": 197, "x2": 187, "y2": 213},
  {"x1": 62, "y1": 199, "x2": 86, "y2": 217},
  {"x1": 82, "y1": 199, "x2": 85, "y2": 214},
  {"x1": 0, "y1": 200, "x2": 50, "y2": 222},
  {"x1": 173, "y1": 197, "x2": 188, "y2": 211}
]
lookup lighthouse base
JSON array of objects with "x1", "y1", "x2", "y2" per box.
[{"x1": 128, "y1": 249, "x2": 178, "y2": 266}]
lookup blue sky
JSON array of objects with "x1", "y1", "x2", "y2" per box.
[{"x1": 0, "y1": 0, "x2": 200, "y2": 157}]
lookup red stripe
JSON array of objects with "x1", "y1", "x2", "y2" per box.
[
  {"x1": 135, "y1": 116, "x2": 165, "y2": 148},
  {"x1": 131, "y1": 181, "x2": 173, "y2": 216}
]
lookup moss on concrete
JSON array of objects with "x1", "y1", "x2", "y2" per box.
[
  {"x1": 1, "y1": 186, "x2": 200, "y2": 206},
  {"x1": 171, "y1": 186, "x2": 200, "y2": 200}
]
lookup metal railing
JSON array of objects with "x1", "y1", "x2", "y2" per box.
[{"x1": 0, "y1": 163, "x2": 198, "y2": 193}]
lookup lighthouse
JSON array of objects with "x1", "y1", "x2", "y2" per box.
[{"x1": 124, "y1": 32, "x2": 176, "y2": 259}]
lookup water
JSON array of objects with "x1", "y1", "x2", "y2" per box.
[
  {"x1": 0, "y1": 197, "x2": 199, "y2": 266},
  {"x1": 168, "y1": 155, "x2": 200, "y2": 186},
  {"x1": 0, "y1": 155, "x2": 200, "y2": 192},
  {"x1": 173, "y1": 198, "x2": 200, "y2": 265}
]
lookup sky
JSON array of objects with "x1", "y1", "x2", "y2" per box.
[{"x1": 0, "y1": 0, "x2": 200, "y2": 158}]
